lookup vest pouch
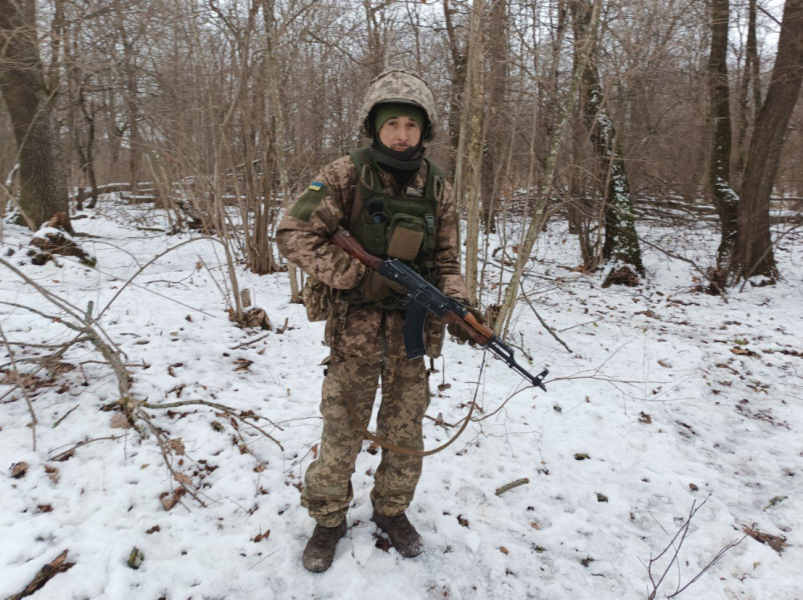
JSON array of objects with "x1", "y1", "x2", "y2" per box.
[
  {"x1": 302, "y1": 276, "x2": 332, "y2": 322},
  {"x1": 387, "y1": 213, "x2": 427, "y2": 261},
  {"x1": 358, "y1": 212, "x2": 388, "y2": 257}
]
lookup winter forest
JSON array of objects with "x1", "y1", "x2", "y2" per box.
[{"x1": 1, "y1": 0, "x2": 802, "y2": 597}]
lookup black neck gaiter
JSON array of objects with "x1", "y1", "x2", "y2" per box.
[{"x1": 370, "y1": 138, "x2": 425, "y2": 190}]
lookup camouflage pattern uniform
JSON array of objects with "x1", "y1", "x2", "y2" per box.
[{"x1": 276, "y1": 69, "x2": 468, "y2": 528}]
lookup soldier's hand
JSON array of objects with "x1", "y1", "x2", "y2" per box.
[
  {"x1": 448, "y1": 305, "x2": 486, "y2": 346},
  {"x1": 357, "y1": 270, "x2": 406, "y2": 302}
]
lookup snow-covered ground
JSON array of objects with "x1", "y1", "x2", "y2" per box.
[{"x1": 1, "y1": 198, "x2": 801, "y2": 600}]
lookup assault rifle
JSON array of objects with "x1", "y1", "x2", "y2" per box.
[{"x1": 331, "y1": 227, "x2": 548, "y2": 391}]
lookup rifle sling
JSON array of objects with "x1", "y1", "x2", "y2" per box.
[{"x1": 335, "y1": 366, "x2": 476, "y2": 457}]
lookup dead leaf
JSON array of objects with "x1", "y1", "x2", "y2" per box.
[
  {"x1": 373, "y1": 533, "x2": 391, "y2": 553},
  {"x1": 500, "y1": 546, "x2": 509, "y2": 555},
  {"x1": 253, "y1": 529, "x2": 271, "y2": 543},
  {"x1": 689, "y1": 483, "x2": 699, "y2": 491},
  {"x1": 657, "y1": 360, "x2": 670, "y2": 368},
  {"x1": 639, "y1": 412, "x2": 652, "y2": 424},
  {"x1": 457, "y1": 515, "x2": 469, "y2": 527},
  {"x1": 366, "y1": 442, "x2": 379, "y2": 455},
  {"x1": 168, "y1": 438, "x2": 185, "y2": 455},
  {"x1": 731, "y1": 347, "x2": 758, "y2": 357},
  {"x1": 254, "y1": 464, "x2": 266, "y2": 473},
  {"x1": 146, "y1": 525, "x2": 160, "y2": 534},
  {"x1": 530, "y1": 521, "x2": 541, "y2": 530},
  {"x1": 37, "y1": 504, "x2": 54, "y2": 513},
  {"x1": 160, "y1": 488, "x2": 186, "y2": 511},
  {"x1": 743, "y1": 526, "x2": 789, "y2": 555},
  {"x1": 234, "y1": 358, "x2": 254, "y2": 372},
  {"x1": 44, "y1": 465, "x2": 60, "y2": 483},
  {"x1": 109, "y1": 413, "x2": 131, "y2": 429},
  {"x1": 11, "y1": 462, "x2": 28, "y2": 479},
  {"x1": 312, "y1": 444, "x2": 318, "y2": 459},
  {"x1": 174, "y1": 473, "x2": 192, "y2": 487}
]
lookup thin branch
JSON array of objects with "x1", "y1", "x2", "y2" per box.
[
  {"x1": 0, "y1": 322, "x2": 37, "y2": 450},
  {"x1": 49, "y1": 435, "x2": 122, "y2": 461},
  {"x1": 639, "y1": 237, "x2": 728, "y2": 301},
  {"x1": 520, "y1": 289, "x2": 573, "y2": 352}
]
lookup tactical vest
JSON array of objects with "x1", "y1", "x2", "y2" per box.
[{"x1": 341, "y1": 147, "x2": 445, "y2": 310}]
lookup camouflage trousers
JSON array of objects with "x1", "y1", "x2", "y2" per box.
[{"x1": 300, "y1": 350, "x2": 430, "y2": 527}]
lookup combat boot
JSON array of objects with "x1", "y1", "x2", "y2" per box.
[
  {"x1": 302, "y1": 520, "x2": 347, "y2": 572},
  {"x1": 371, "y1": 510, "x2": 424, "y2": 557}
]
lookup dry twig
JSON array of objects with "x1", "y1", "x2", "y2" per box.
[{"x1": 0, "y1": 322, "x2": 38, "y2": 450}]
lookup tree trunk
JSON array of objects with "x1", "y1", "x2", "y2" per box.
[
  {"x1": 443, "y1": 0, "x2": 467, "y2": 177},
  {"x1": 480, "y1": 0, "x2": 507, "y2": 234},
  {"x1": 730, "y1": 0, "x2": 803, "y2": 283},
  {"x1": 114, "y1": 1, "x2": 142, "y2": 194},
  {"x1": 260, "y1": 0, "x2": 295, "y2": 289},
  {"x1": 0, "y1": 0, "x2": 70, "y2": 231},
  {"x1": 496, "y1": 0, "x2": 602, "y2": 335},
  {"x1": 571, "y1": 0, "x2": 644, "y2": 277},
  {"x1": 463, "y1": 0, "x2": 486, "y2": 305},
  {"x1": 735, "y1": 0, "x2": 760, "y2": 187},
  {"x1": 707, "y1": 0, "x2": 738, "y2": 271}
]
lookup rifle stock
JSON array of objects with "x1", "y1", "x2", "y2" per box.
[{"x1": 331, "y1": 227, "x2": 383, "y2": 271}]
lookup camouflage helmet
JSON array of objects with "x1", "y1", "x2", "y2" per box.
[{"x1": 358, "y1": 68, "x2": 438, "y2": 142}]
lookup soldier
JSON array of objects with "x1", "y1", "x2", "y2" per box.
[{"x1": 276, "y1": 68, "x2": 480, "y2": 572}]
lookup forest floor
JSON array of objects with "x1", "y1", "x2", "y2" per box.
[{"x1": 1, "y1": 197, "x2": 801, "y2": 600}]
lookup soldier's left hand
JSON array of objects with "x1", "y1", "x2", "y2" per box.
[{"x1": 448, "y1": 305, "x2": 485, "y2": 345}]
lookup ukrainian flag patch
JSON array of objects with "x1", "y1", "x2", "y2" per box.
[{"x1": 290, "y1": 181, "x2": 329, "y2": 221}]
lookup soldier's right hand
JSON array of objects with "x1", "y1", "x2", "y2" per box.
[{"x1": 357, "y1": 270, "x2": 405, "y2": 302}]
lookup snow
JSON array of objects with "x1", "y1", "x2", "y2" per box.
[
  {"x1": 31, "y1": 226, "x2": 76, "y2": 242},
  {"x1": 1, "y1": 197, "x2": 802, "y2": 599}
]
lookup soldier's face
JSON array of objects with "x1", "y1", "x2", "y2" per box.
[{"x1": 378, "y1": 116, "x2": 421, "y2": 151}]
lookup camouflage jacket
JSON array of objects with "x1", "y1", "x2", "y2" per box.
[{"x1": 276, "y1": 155, "x2": 468, "y2": 358}]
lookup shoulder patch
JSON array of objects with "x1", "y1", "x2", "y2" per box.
[{"x1": 289, "y1": 183, "x2": 329, "y2": 222}]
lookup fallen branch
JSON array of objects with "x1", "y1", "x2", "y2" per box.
[
  {"x1": 229, "y1": 332, "x2": 271, "y2": 350},
  {"x1": 136, "y1": 410, "x2": 207, "y2": 508},
  {"x1": 520, "y1": 290, "x2": 572, "y2": 352},
  {"x1": 644, "y1": 495, "x2": 745, "y2": 599},
  {"x1": 0, "y1": 322, "x2": 38, "y2": 450},
  {"x1": 143, "y1": 399, "x2": 284, "y2": 450},
  {"x1": 5, "y1": 549, "x2": 74, "y2": 600},
  {"x1": 49, "y1": 435, "x2": 122, "y2": 462},
  {"x1": 639, "y1": 237, "x2": 728, "y2": 301},
  {"x1": 53, "y1": 405, "x2": 78, "y2": 428},
  {"x1": 495, "y1": 478, "x2": 530, "y2": 496}
]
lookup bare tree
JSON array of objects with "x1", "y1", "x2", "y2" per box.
[
  {"x1": 570, "y1": 0, "x2": 644, "y2": 282},
  {"x1": 731, "y1": 0, "x2": 803, "y2": 283},
  {"x1": 463, "y1": 0, "x2": 487, "y2": 305},
  {"x1": 707, "y1": 0, "x2": 738, "y2": 274},
  {"x1": 0, "y1": 0, "x2": 70, "y2": 230}
]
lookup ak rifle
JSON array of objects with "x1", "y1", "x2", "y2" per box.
[{"x1": 331, "y1": 227, "x2": 548, "y2": 391}]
